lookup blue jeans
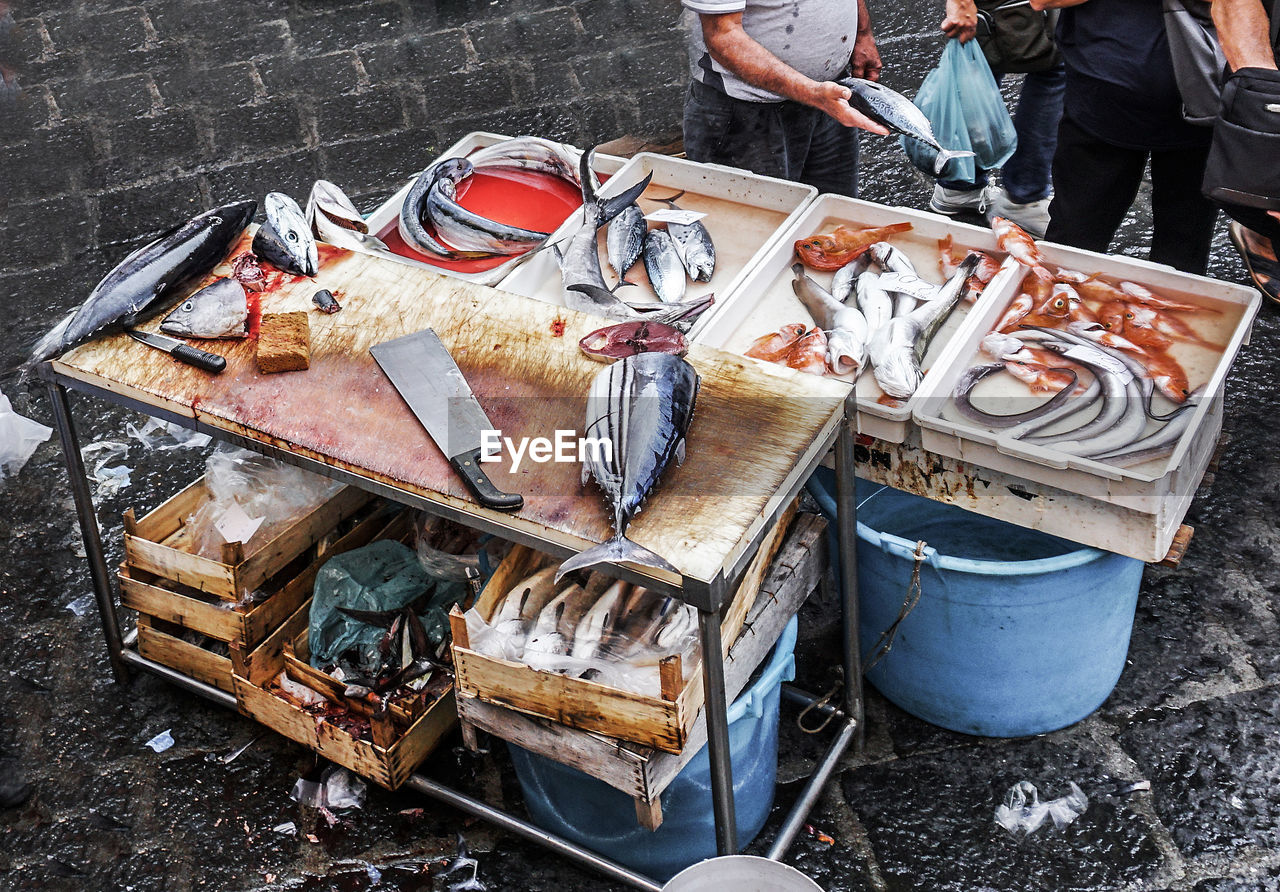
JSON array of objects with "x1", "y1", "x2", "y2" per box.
[{"x1": 939, "y1": 63, "x2": 1066, "y2": 204}]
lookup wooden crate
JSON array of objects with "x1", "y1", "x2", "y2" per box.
[
  {"x1": 127, "y1": 503, "x2": 399, "y2": 694},
  {"x1": 457, "y1": 510, "x2": 827, "y2": 829},
  {"x1": 123, "y1": 476, "x2": 374, "y2": 600},
  {"x1": 137, "y1": 613, "x2": 237, "y2": 695},
  {"x1": 449, "y1": 501, "x2": 797, "y2": 755},
  {"x1": 232, "y1": 512, "x2": 460, "y2": 790}
]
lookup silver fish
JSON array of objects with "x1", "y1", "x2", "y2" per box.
[
  {"x1": 493, "y1": 566, "x2": 561, "y2": 625},
  {"x1": 160, "y1": 278, "x2": 249, "y2": 339},
  {"x1": 953, "y1": 361, "x2": 1080, "y2": 429},
  {"x1": 840, "y1": 77, "x2": 977, "y2": 176},
  {"x1": 27, "y1": 200, "x2": 256, "y2": 369},
  {"x1": 791, "y1": 263, "x2": 868, "y2": 376},
  {"x1": 426, "y1": 158, "x2": 551, "y2": 254},
  {"x1": 1089, "y1": 389, "x2": 1200, "y2": 466},
  {"x1": 831, "y1": 255, "x2": 871, "y2": 304},
  {"x1": 868, "y1": 254, "x2": 978, "y2": 399},
  {"x1": 570, "y1": 579, "x2": 627, "y2": 660},
  {"x1": 606, "y1": 204, "x2": 645, "y2": 278},
  {"x1": 868, "y1": 242, "x2": 916, "y2": 275},
  {"x1": 252, "y1": 192, "x2": 317, "y2": 277},
  {"x1": 555, "y1": 352, "x2": 699, "y2": 582},
  {"x1": 643, "y1": 228, "x2": 686, "y2": 302},
  {"x1": 658, "y1": 191, "x2": 715, "y2": 283},
  {"x1": 398, "y1": 161, "x2": 488, "y2": 261},
  {"x1": 560, "y1": 147, "x2": 654, "y2": 313},
  {"x1": 854, "y1": 272, "x2": 894, "y2": 339},
  {"x1": 1023, "y1": 337, "x2": 1147, "y2": 457},
  {"x1": 305, "y1": 179, "x2": 393, "y2": 258}
]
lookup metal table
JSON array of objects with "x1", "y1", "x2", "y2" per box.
[{"x1": 40, "y1": 324, "x2": 862, "y2": 890}]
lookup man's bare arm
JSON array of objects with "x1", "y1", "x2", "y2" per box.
[
  {"x1": 1212, "y1": 0, "x2": 1279, "y2": 70},
  {"x1": 699, "y1": 12, "x2": 889, "y2": 133}
]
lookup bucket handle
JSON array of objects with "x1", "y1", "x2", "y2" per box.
[
  {"x1": 873, "y1": 530, "x2": 942, "y2": 568},
  {"x1": 863, "y1": 539, "x2": 928, "y2": 674}
]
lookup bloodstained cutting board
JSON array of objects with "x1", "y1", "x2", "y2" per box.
[{"x1": 51, "y1": 232, "x2": 850, "y2": 588}]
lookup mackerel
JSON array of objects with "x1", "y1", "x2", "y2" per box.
[{"x1": 426, "y1": 158, "x2": 551, "y2": 254}]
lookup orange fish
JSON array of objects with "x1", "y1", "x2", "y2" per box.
[
  {"x1": 784, "y1": 327, "x2": 829, "y2": 375},
  {"x1": 991, "y1": 216, "x2": 1045, "y2": 267},
  {"x1": 995, "y1": 293, "x2": 1034, "y2": 333},
  {"x1": 1124, "y1": 300, "x2": 1222, "y2": 350},
  {"x1": 939, "y1": 236, "x2": 1002, "y2": 300},
  {"x1": 1135, "y1": 349, "x2": 1191, "y2": 403},
  {"x1": 745, "y1": 323, "x2": 809, "y2": 363},
  {"x1": 1074, "y1": 275, "x2": 1127, "y2": 307},
  {"x1": 1003, "y1": 357, "x2": 1077, "y2": 394},
  {"x1": 795, "y1": 223, "x2": 913, "y2": 271},
  {"x1": 1021, "y1": 265, "x2": 1057, "y2": 305},
  {"x1": 1119, "y1": 281, "x2": 1210, "y2": 313},
  {"x1": 1097, "y1": 301, "x2": 1175, "y2": 352}
]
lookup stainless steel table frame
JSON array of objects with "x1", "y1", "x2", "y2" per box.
[{"x1": 44, "y1": 370, "x2": 862, "y2": 891}]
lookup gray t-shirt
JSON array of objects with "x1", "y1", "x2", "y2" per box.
[{"x1": 683, "y1": 0, "x2": 860, "y2": 102}]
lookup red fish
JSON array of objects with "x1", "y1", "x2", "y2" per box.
[
  {"x1": 995, "y1": 293, "x2": 1034, "y2": 333},
  {"x1": 1097, "y1": 301, "x2": 1175, "y2": 352},
  {"x1": 1022, "y1": 265, "x2": 1057, "y2": 305},
  {"x1": 939, "y1": 236, "x2": 1002, "y2": 300},
  {"x1": 745, "y1": 323, "x2": 809, "y2": 363},
  {"x1": 795, "y1": 223, "x2": 913, "y2": 271},
  {"x1": 1124, "y1": 300, "x2": 1222, "y2": 350},
  {"x1": 1136, "y1": 349, "x2": 1191, "y2": 403},
  {"x1": 991, "y1": 216, "x2": 1045, "y2": 267},
  {"x1": 1119, "y1": 281, "x2": 1211, "y2": 313},
  {"x1": 784, "y1": 327, "x2": 829, "y2": 375}
]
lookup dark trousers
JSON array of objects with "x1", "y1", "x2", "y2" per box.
[
  {"x1": 1045, "y1": 114, "x2": 1218, "y2": 276},
  {"x1": 682, "y1": 79, "x2": 860, "y2": 197}
]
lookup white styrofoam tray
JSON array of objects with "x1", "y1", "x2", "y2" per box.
[
  {"x1": 361, "y1": 131, "x2": 626, "y2": 279},
  {"x1": 912, "y1": 242, "x2": 1260, "y2": 516},
  {"x1": 692, "y1": 193, "x2": 1022, "y2": 444},
  {"x1": 498, "y1": 152, "x2": 818, "y2": 332}
]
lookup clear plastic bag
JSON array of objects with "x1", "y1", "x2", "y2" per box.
[
  {"x1": 0, "y1": 391, "x2": 51, "y2": 480},
  {"x1": 994, "y1": 780, "x2": 1089, "y2": 836},
  {"x1": 904, "y1": 38, "x2": 1017, "y2": 181},
  {"x1": 184, "y1": 443, "x2": 343, "y2": 559}
]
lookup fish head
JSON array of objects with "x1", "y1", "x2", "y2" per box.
[
  {"x1": 824, "y1": 329, "x2": 865, "y2": 376},
  {"x1": 310, "y1": 180, "x2": 367, "y2": 233},
  {"x1": 874, "y1": 347, "x2": 922, "y2": 399},
  {"x1": 260, "y1": 192, "x2": 318, "y2": 276},
  {"x1": 980, "y1": 331, "x2": 1025, "y2": 360},
  {"x1": 794, "y1": 234, "x2": 839, "y2": 268}
]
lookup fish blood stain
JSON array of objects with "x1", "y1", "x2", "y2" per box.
[{"x1": 550, "y1": 318, "x2": 566, "y2": 337}]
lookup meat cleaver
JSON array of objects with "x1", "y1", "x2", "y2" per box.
[{"x1": 371, "y1": 329, "x2": 523, "y2": 512}]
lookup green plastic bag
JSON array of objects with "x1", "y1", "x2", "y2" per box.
[
  {"x1": 308, "y1": 539, "x2": 465, "y2": 674},
  {"x1": 904, "y1": 38, "x2": 1017, "y2": 182}
]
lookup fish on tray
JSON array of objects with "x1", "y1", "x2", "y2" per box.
[
  {"x1": 744, "y1": 324, "x2": 829, "y2": 375},
  {"x1": 791, "y1": 262, "x2": 869, "y2": 375},
  {"x1": 555, "y1": 352, "x2": 699, "y2": 582},
  {"x1": 795, "y1": 222, "x2": 914, "y2": 271},
  {"x1": 656, "y1": 190, "x2": 716, "y2": 283},
  {"x1": 160, "y1": 278, "x2": 255, "y2": 339},
  {"x1": 938, "y1": 235, "x2": 1001, "y2": 299},
  {"x1": 26, "y1": 199, "x2": 256, "y2": 369},
  {"x1": 990, "y1": 216, "x2": 1045, "y2": 267},
  {"x1": 606, "y1": 203, "x2": 646, "y2": 278}
]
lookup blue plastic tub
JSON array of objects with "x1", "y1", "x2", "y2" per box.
[
  {"x1": 807, "y1": 471, "x2": 1143, "y2": 737},
  {"x1": 507, "y1": 616, "x2": 799, "y2": 883}
]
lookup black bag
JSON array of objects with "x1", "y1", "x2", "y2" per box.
[
  {"x1": 1203, "y1": 66, "x2": 1280, "y2": 210},
  {"x1": 974, "y1": 0, "x2": 1062, "y2": 74},
  {"x1": 1162, "y1": 0, "x2": 1227, "y2": 125}
]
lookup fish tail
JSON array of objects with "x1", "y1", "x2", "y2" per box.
[
  {"x1": 553, "y1": 534, "x2": 679, "y2": 584},
  {"x1": 657, "y1": 189, "x2": 686, "y2": 208},
  {"x1": 598, "y1": 173, "x2": 654, "y2": 226},
  {"x1": 932, "y1": 147, "x2": 976, "y2": 176}
]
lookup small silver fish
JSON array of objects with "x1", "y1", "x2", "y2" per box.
[
  {"x1": 160, "y1": 278, "x2": 250, "y2": 339},
  {"x1": 606, "y1": 204, "x2": 645, "y2": 278},
  {"x1": 791, "y1": 263, "x2": 868, "y2": 376},
  {"x1": 831, "y1": 255, "x2": 871, "y2": 304},
  {"x1": 252, "y1": 192, "x2": 318, "y2": 276},
  {"x1": 570, "y1": 579, "x2": 627, "y2": 660},
  {"x1": 841, "y1": 77, "x2": 976, "y2": 176},
  {"x1": 643, "y1": 228, "x2": 686, "y2": 302},
  {"x1": 658, "y1": 191, "x2": 715, "y2": 283},
  {"x1": 854, "y1": 272, "x2": 894, "y2": 339}
]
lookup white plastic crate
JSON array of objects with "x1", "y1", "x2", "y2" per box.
[
  {"x1": 911, "y1": 241, "x2": 1260, "y2": 531},
  {"x1": 693, "y1": 193, "x2": 1021, "y2": 443},
  {"x1": 361, "y1": 131, "x2": 626, "y2": 279},
  {"x1": 498, "y1": 152, "x2": 818, "y2": 332}
]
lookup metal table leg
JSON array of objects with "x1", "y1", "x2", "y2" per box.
[
  {"x1": 834, "y1": 399, "x2": 864, "y2": 743},
  {"x1": 698, "y1": 606, "x2": 738, "y2": 855},
  {"x1": 47, "y1": 381, "x2": 129, "y2": 683}
]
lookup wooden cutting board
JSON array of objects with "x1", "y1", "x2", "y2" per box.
[{"x1": 52, "y1": 232, "x2": 850, "y2": 587}]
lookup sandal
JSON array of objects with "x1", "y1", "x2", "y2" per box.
[{"x1": 1229, "y1": 220, "x2": 1280, "y2": 304}]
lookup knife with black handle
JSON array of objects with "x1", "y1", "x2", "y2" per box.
[{"x1": 129, "y1": 329, "x2": 226, "y2": 373}]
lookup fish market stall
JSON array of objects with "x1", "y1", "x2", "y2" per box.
[{"x1": 37, "y1": 171, "x2": 862, "y2": 889}]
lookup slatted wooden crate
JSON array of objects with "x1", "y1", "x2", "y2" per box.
[
  {"x1": 123, "y1": 476, "x2": 373, "y2": 600},
  {"x1": 232, "y1": 511, "x2": 461, "y2": 790},
  {"x1": 449, "y1": 501, "x2": 797, "y2": 755},
  {"x1": 124, "y1": 502, "x2": 396, "y2": 694}
]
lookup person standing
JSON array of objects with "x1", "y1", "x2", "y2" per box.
[
  {"x1": 1209, "y1": 0, "x2": 1280, "y2": 301},
  {"x1": 1031, "y1": 0, "x2": 1218, "y2": 276},
  {"x1": 929, "y1": 0, "x2": 1067, "y2": 237},
  {"x1": 681, "y1": 0, "x2": 889, "y2": 198}
]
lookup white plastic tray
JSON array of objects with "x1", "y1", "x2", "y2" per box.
[
  {"x1": 692, "y1": 194, "x2": 1021, "y2": 443},
  {"x1": 912, "y1": 241, "x2": 1260, "y2": 519},
  {"x1": 498, "y1": 152, "x2": 818, "y2": 330},
  {"x1": 361, "y1": 131, "x2": 626, "y2": 279}
]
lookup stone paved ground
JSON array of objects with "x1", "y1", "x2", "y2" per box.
[{"x1": 2, "y1": 1, "x2": 1279, "y2": 890}]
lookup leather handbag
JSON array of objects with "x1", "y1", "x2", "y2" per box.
[
  {"x1": 1203, "y1": 66, "x2": 1280, "y2": 210},
  {"x1": 974, "y1": 0, "x2": 1061, "y2": 74},
  {"x1": 1162, "y1": 0, "x2": 1227, "y2": 125}
]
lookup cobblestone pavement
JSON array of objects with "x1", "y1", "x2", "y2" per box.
[{"x1": 2, "y1": 1, "x2": 1279, "y2": 890}]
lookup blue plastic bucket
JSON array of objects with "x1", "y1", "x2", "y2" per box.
[
  {"x1": 508, "y1": 616, "x2": 799, "y2": 883},
  {"x1": 807, "y1": 471, "x2": 1143, "y2": 737}
]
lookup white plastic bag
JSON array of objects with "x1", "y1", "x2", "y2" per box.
[{"x1": 0, "y1": 391, "x2": 51, "y2": 479}]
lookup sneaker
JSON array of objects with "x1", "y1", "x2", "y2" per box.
[
  {"x1": 929, "y1": 183, "x2": 988, "y2": 216},
  {"x1": 985, "y1": 186, "x2": 1051, "y2": 238}
]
